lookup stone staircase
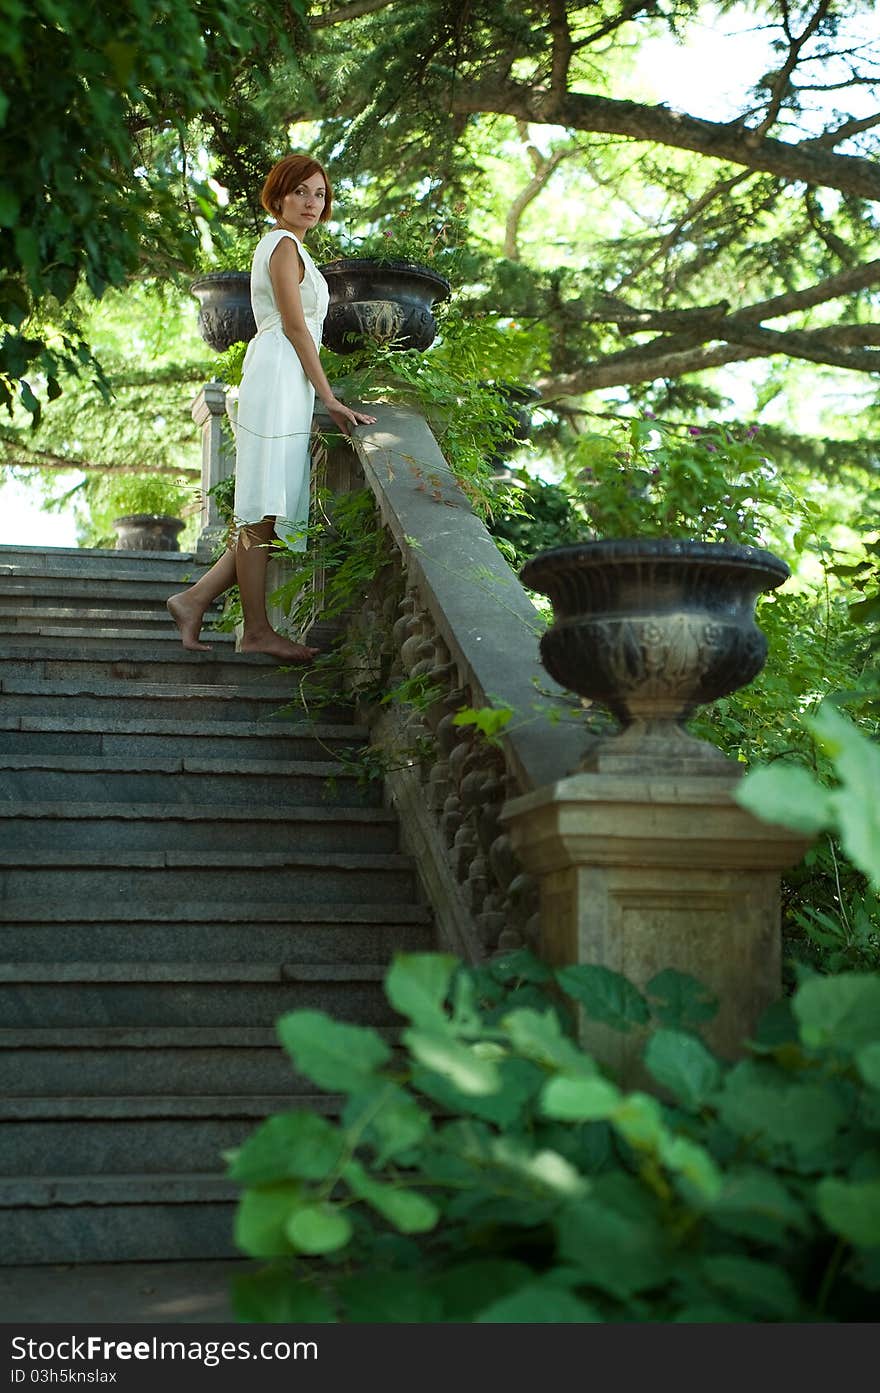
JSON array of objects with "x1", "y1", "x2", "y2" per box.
[{"x1": 0, "y1": 544, "x2": 435, "y2": 1264}]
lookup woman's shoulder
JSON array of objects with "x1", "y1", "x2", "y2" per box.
[{"x1": 259, "y1": 227, "x2": 304, "y2": 249}]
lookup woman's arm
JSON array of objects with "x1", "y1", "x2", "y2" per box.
[{"x1": 268, "y1": 237, "x2": 375, "y2": 434}]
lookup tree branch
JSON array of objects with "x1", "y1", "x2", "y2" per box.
[
  {"x1": 541, "y1": 321, "x2": 880, "y2": 397},
  {"x1": 504, "y1": 143, "x2": 572, "y2": 259},
  {"x1": 752, "y1": 0, "x2": 832, "y2": 140},
  {"x1": 450, "y1": 80, "x2": 880, "y2": 200},
  {"x1": 310, "y1": 0, "x2": 397, "y2": 27}
]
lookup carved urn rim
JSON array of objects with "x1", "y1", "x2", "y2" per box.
[
  {"x1": 189, "y1": 270, "x2": 251, "y2": 294},
  {"x1": 318, "y1": 257, "x2": 451, "y2": 299},
  {"x1": 521, "y1": 537, "x2": 790, "y2": 589}
]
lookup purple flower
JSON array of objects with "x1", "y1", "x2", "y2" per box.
[
  {"x1": 705, "y1": 442, "x2": 717, "y2": 452},
  {"x1": 746, "y1": 425, "x2": 759, "y2": 438},
  {"x1": 688, "y1": 426, "x2": 702, "y2": 436}
]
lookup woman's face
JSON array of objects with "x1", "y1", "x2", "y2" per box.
[{"x1": 277, "y1": 174, "x2": 327, "y2": 233}]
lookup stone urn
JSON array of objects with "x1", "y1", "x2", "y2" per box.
[
  {"x1": 520, "y1": 538, "x2": 790, "y2": 775},
  {"x1": 189, "y1": 272, "x2": 256, "y2": 352},
  {"x1": 485, "y1": 382, "x2": 541, "y2": 478},
  {"x1": 112, "y1": 514, "x2": 186, "y2": 552},
  {"x1": 318, "y1": 258, "x2": 451, "y2": 353}
]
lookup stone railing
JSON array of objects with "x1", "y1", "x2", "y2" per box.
[
  {"x1": 309, "y1": 404, "x2": 587, "y2": 965},
  {"x1": 192, "y1": 389, "x2": 812, "y2": 1071}
]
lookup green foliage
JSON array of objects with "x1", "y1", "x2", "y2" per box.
[
  {"x1": 311, "y1": 201, "x2": 467, "y2": 280},
  {"x1": 229, "y1": 951, "x2": 880, "y2": 1322},
  {"x1": 0, "y1": 0, "x2": 300, "y2": 417},
  {"x1": 736, "y1": 703, "x2": 880, "y2": 894},
  {"x1": 571, "y1": 417, "x2": 794, "y2": 545},
  {"x1": 77, "y1": 470, "x2": 196, "y2": 548}
]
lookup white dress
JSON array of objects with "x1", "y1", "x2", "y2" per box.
[{"x1": 233, "y1": 228, "x2": 330, "y2": 551}]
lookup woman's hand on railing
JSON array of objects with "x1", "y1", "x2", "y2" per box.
[{"x1": 322, "y1": 395, "x2": 377, "y2": 435}]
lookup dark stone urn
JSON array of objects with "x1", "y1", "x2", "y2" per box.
[
  {"x1": 189, "y1": 272, "x2": 256, "y2": 352},
  {"x1": 112, "y1": 514, "x2": 186, "y2": 552},
  {"x1": 319, "y1": 258, "x2": 451, "y2": 353},
  {"x1": 520, "y1": 539, "x2": 790, "y2": 775}
]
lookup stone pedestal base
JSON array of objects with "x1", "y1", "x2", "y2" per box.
[{"x1": 501, "y1": 771, "x2": 811, "y2": 1077}]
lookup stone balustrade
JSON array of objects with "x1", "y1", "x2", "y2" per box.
[{"x1": 192, "y1": 385, "x2": 811, "y2": 1065}]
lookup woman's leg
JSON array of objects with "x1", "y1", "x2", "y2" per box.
[
  {"x1": 235, "y1": 518, "x2": 319, "y2": 663},
  {"x1": 166, "y1": 547, "x2": 237, "y2": 651}
]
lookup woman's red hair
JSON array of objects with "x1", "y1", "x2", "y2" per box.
[{"x1": 260, "y1": 154, "x2": 332, "y2": 222}]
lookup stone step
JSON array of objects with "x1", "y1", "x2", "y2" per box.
[
  {"x1": 0, "y1": 606, "x2": 196, "y2": 631},
  {"x1": 0, "y1": 576, "x2": 212, "y2": 609},
  {"x1": 0, "y1": 715, "x2": 361, "y2": 762},
  {"x1": 0, "y1": 849, "x2": 416, "y2": 903},
  {"x1": 0, "y1": 801, "x2": 399, "y2": 853},
  {"x1": 0, "y1": 543, "x2": 201, "y2": 575},
  {"x1": 0, "y1": 646, "x2": 290, "y2": 686},
  {"x1": 0, "y1": 1043, "x2": 306, "y2": 1098},
  {"x1": 2, "y1": 1030, "x2": 332, "y2": 1098},
  {"x1": 0, "y1": 960, "x2": 398, "y2": 1028},
  {"x1": 0, "y1": 1190, "x2": 242, "y2": 1264},
  {"x1": 0, "y1": 676, "x2": 352, "y2": 726},
  {"x1": 0, "y1": 901, "x2": 433, "y2": 962},
  {"x1": 0, "y1": 623, "x2": 237, "y2": 648},
  {"x1": 0, "y1": 754, "x2": 379, "y2": 806},
  {"x1": 0, "y1": 1097, "x2": 334, "y2": 1175}
]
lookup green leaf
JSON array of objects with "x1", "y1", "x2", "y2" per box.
[
  {"x1": 699, "y1": 1255, "x2": 800, "y2": 1319},
  {"x1": 645, "y1": 970, "x2": 719, "y2": 1027},
  {"x1": 384, "y1": 952, "x2": 458, "y2": 1027},
  {"x1": 556, "y1": 964, "x2": 650, "y2": 1032},
  {"x1": 452, "y1": 704, "x2": 513, "y2": 738},
  {"x1": 286, "y1": 1204, "x2": 353, "y2": 1254},
  {"x1": 856, "y1": 1042, "x2": 880, "y2": 1089},
  {"x1": 475, "y1": 1283, "x2": 601, "y2": 1322},
  {"x1": 344, "y1": 1159, "x2": 439, "y2": 1233},
  {"x1": 542, "y1": 1075, "x2": 620, "y2": 1121},
  {"x1": 556, "y1": 1195, "x2": 673, "y2": 1298},
  {"x1": 658, "y1": 1134, "x2": 723, "y2": 1202},
  {"x1": 339, "y1": 1271, "x2": 444, "y2": 1323},
  {"x1": 0, "y1": 187, "x2": 19, "y2": 227},
  {"x1": 502, "y1": 1007, "x2": 594, "y2": 1073},
  {"x1": 793, "y1": 973, "x2": 880, "y2": 1052},
  {"x1": 712, "y1": 1168, "x2": 811, "y2": 1240},
  {"x1": 733, "y1": 763, "x2": 832, "y2": 834},
  {"x1": 341, "y1": 1081, "x2": 431, "y2": 1163},
  {"x1": 427, "y1": 1261, "x2": 533, "y2": 1321},
  {"x1": 404, "y1": 1027, "x2": 500, "y2": 1095},
  {"x1": 816, "y1": 1178, "x2": 880, "y2": 1247},
  {"x1": 717, "y1": 1061, "x2": 847, "y2": 1158},
  {"x1": 643, "y1": 1029, "x2": 722, "y2": 1109},
  {"x1": 233, "y1": 1182, "x2": 301, "y2": 1258},
  {"x1": 276, "y1": 1010, "x2": 390, "y2": 1091},
  {"x1": 489, "y1": 1138, "x2": 589, "y2": 1199},
  {"x1": 808, "y1": 703, "x2": 880, "y2": 888},
  {"x1": 226, "y1": 1111, "x2": 345, "y2": 1185},
  {"x1": 231, "y1": 1267, "x2": 336, "y2": 1323},
  {"x1": 411, "y1": 1055, "x2": 540, "y2": 1126}
]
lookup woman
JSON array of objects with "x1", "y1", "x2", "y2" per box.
[{"x1": 167, "y1": 154, "x2": 376, "y2": 660}]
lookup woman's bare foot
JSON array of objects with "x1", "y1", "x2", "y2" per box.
[
  {"x1": 166, "y1": 592, "x2": 212, "y2": 652},
  {"x1": 240, "y1": 628, "x2": 320, "y2": 664}
]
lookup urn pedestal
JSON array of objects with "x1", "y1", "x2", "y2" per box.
[{"x1": 503, "y1": 538, "x2": 811, "y2": 1077}]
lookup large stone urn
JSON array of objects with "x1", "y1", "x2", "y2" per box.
[
  {"x1": 319, "y1": 258, "x2": 451, "y2": 353},
  {"x1": 112, "y1": 513, "x2": 185, "y2": 552},
  {"x1": 189, "y1": 272, "x2": 256, "y2": 352},
  {"x1": 520, "y1": 538, "x2": 789, "y2": 775}
]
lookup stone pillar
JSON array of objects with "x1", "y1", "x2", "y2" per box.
[
  {"x1": 191, "y1": 381, "x2": 234, "y2": 560},
  {"x1": 501, "y1": 771, "x2": 811, "y2": 1077}
]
